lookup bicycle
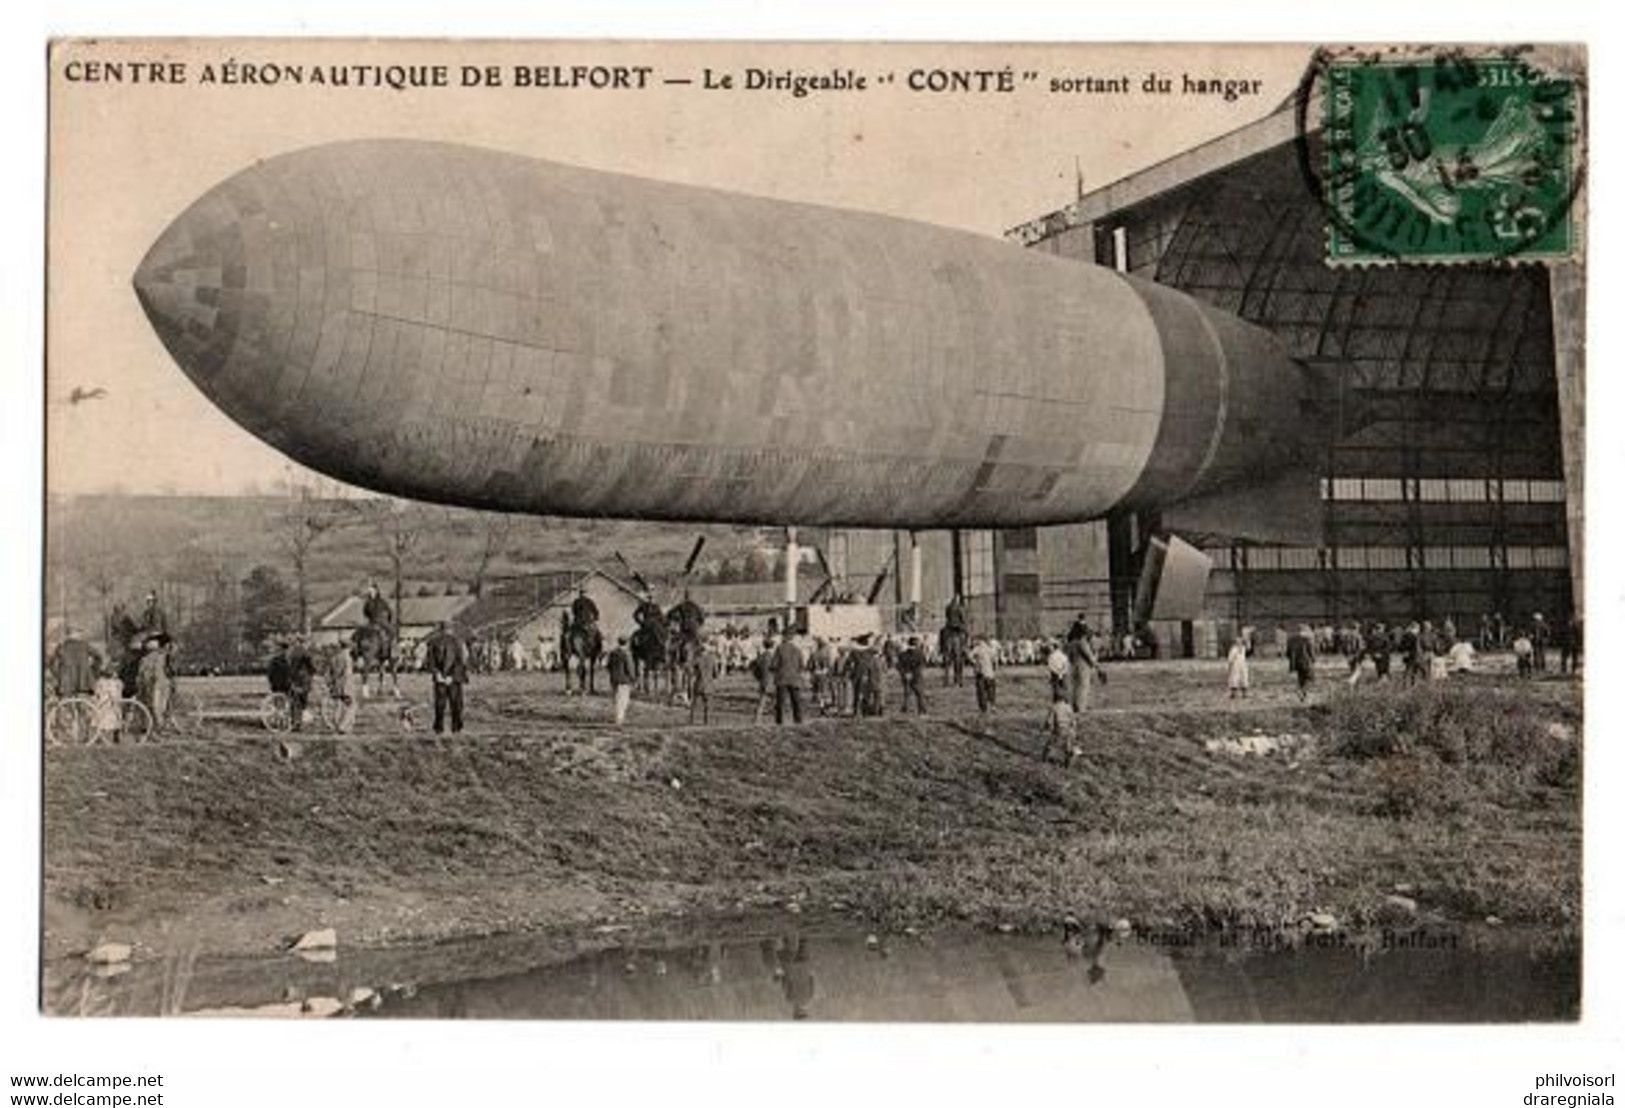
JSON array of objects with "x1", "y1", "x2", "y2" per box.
[{"x1": 45, "y1": 694, "x2": 154, "y2": 745}]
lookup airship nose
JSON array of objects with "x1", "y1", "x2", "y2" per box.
[{"x1": 132, "y1": 192, "x2": 249, "y2": 389}]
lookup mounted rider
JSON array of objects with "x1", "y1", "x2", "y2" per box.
[
  {"x1": 669, "y1": 589, "x2": 706, "y2": 666},
  {"x1": 561, "y1": 585, "x2": 604, "y2": 694},
  {"x1": 671, "y1": 589, "x2": 705, "y2": 637},
  {"x1": 355, "y1": 581, "x2": 400, "y2": 697},
  {"x1": 570, "y1": 585, "x2": 600, "y2": 630}
]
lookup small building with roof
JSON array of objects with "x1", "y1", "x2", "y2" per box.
[{"x1": 314, "y1": 592, "x2": 478, "y2": 651}]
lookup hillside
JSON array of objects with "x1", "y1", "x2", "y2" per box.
[{"x1": 44, "y1": 493, "x2": 810, "y2": 635}]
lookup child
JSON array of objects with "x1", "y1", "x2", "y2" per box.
[
  {"x1": 688, "y1": 640, "x2": 711, "y2": 725},
  {"x1": 1043, "y1": 685, "x2": 1078, "y2": 766},
  {"x1": 1226, "y1": 637, "x2": 1250, "y2": 699},
  {"x1": 1512, "y1": 630, "x2": 1535, "y2": 678},
  {"x1": 91, "y1": 665, "x2": 124, "y2": 745}
]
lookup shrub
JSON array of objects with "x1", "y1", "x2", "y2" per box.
[{"x1": 1325, "y1": 682, "x2": 1575, "y2": 779}]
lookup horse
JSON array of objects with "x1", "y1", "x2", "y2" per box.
[
  {"x1": 352, "y1": 622, "x2": 400, "y2": 698},
  {"x1": 938, "y1": 624, "x2": 968, "y2": 687},
  {"x1": 667, "y1": 623, "x2": 703, "y2": 705},
  {"x1": 561, "y1": 614, "x2": 604, "y2": 695},
  {"x1": 630, "y1": 601, "x2": 670, "y2": 696}
]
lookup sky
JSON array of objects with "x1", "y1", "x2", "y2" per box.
[{"x1": 47, "y1": 40, "x2": 1312, "y2": 495}]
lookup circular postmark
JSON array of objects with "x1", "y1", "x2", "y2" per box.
[{"x1": 1292, "y1": 44, "x2": 1585, "y2": 265}]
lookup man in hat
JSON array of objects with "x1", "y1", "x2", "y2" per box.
[
  {"x1": 135, "y1": 636, "x2": 173, "y2": 731},
  {"x1": 772, "y1": 628, "x2": 807, "y2": 725},
  {"x1": 285, "y1": 634, "x2": 318, "y2": 731},
  {"x1": 570, "y1": 585, "x2": 600, "y2": 631},
  {"x1": 1285, "y1": 624, "x2": 1317, "y2": 701},
  {"x1": 968, "y1": 633, "x2": 998, "y2": 713},
  {"x1": 751, "y1": 633, "x2": 778, "y2": 724},
  {"x1": 49, "y1": 626, "x2": 101, "y2": 698},
  {"x1": 362, "y1": 581, "x2": 394, "y2": 633},
  {"x1": 137, "y1": 590, "x2": 170, "y2": 644},
  {"x1": 1064, "y1": 625, "x2": 1103, "y2": 713},
  {"x1": 897, "y1": 635, "x2": 928, "y2": 715},
  {"x1": 424, "y1": 620, "x2": 468, "y2": 734}
]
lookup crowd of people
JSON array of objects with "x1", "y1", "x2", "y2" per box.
[{"x1": 48, "y1": 577, "x2": 1582, "y2": 745}]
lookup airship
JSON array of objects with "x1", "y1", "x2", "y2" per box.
[{"x1": 133, "y1": 139, "x2": 1328, "y2": 542}]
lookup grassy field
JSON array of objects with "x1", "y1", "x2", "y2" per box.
[{"x1": 42, "y1": 658, "x2": 1582, "y2": 968}]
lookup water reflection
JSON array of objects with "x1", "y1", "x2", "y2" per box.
[{"x1": 45, "y1": 925, "x2": 1579, "y2": 1023}]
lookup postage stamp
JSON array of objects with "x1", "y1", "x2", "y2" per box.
[{"x1": 1321, "y1": 52, "x2": 1579, "y2": 264}]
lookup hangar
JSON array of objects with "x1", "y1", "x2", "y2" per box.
[{"x1": 836, "y1": 103, "x2": 1582, "y2": 655}]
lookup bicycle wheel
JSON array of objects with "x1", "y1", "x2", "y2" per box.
[
  {"x1": 46, "y1": 697, "x2": 94, "y2": 746},
  {"x1": 121, "y1": 699, "x2": 155, "y2": 744},
  {"x1": 261, "y1": 692, "x2": 292, "y2": 733},
  {"x1": 166, "y1": 689, "x2": 198, "y2": 736}
]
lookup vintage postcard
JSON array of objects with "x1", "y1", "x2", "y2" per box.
[{"x1": 42, "y1": 39, "x2": 1585, "y2": 1025}]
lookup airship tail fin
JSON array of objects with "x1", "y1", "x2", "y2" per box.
[{"x1": 1161, "y1": 466, "x2": 1324, "y2": 547}]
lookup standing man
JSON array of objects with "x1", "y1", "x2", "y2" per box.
[
  {"x1": 607, "y1": 635, "x2": 635, "y2": 726},
  {"x1": 968, "y1": 634, "x2": 998, "y2": 713},
  {"x1": 751, "y1": 634, "x2": 777, "y2": 724},
  {"x1": 942, "y1": 593, "x2": 968, "y2": 687},
  {"x1": 897, "y1": 636, "x2": 928, "y2": 715},
  {"x1": 1362, "y1": 622, "x2": 1392, "y2": 682},
  {"x1": 135, "y1": 638, "x2": 172, "y2": 732},
  {"x1": 1286, "y1": 624, "x2": 1317, "y2": 701},
  {"x1": 1531, "y1": 613, "x2": 1550, "y2": 673},
  {"x1": 424, "y1": 620, "x2": 468, "y2": 735},
  {"x1": 688, "y1": 638, "x2": 712, "y2": 725},
  {"x1": 49, "y1": 627, "x2": 101, "y2": 698},
  {"x1": 328, "y1": 644, "x2": 359, "y2": 734},
  {"x1": 1561, "y1": 613, "x2": 1582, "y2": 675},
  {"x1": 772, "y1": 630, "x2": 807, "y2": 725},
  {"x1": 286, "y1": 635, "x2": 317, "y2": 732},
  {"x1": 1065, "y1": 627, "x2": 1103, "y2": 713}
]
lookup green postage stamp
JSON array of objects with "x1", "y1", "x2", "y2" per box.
[{"x1": 1322, "y1": 51, "x2": 1579, "y2": 264}]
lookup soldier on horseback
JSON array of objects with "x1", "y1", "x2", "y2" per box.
[
  {"x1": 354, "y1": 581, "x2": 401, "y2": 698},
  {"x1": 668, "y1": 590, "x2": 707, "y2": 702},
  {"x1": 630, "y1": 593, "x2": 670, "y2": 695},
  {"x1": 561, "y1": 585, "x2": 604, "y2": 695}
]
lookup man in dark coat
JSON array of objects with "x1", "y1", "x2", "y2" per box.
[
  {"x1": 286, "y1": 636, "x2": 318, "y2": 731},
  {"x1": 137, "y1": 591, "x2": 170, "y2": 643},
  {"x1": 897, "y1": 636, "x2": 928, "y2": 714},
  {"x1": 570, "y1": 587, "x2": 600, "y2": 630},
  {"x1": 1365, "y1": 622, "x2": 1392, "y2": 681},
  {"x1": 424, "y1": 621, "x2": 468, "y2": 734},
  {"x1": 50, "y1": 628, "x2": 101, "y2": 697},
  {"x1": 362, "y1": 582, "x2": 394, "y2": 630},
  {"x1": 672, "y1": 590, "x2": 706, "y2": 636},
  {"x1": 772, "y1": 632, "x2": 806, "y2": 725},
  {"x1": 1285, "y1": 624, "x2": 1317, "y2": 701}
]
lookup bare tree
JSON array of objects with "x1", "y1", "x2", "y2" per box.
[
  {"x1": 469, "y1": 512, "x2": 515, "y2": 597},
  {"x1": 366, "y1": 498, "x2": 426, "y2": 625},
  {"x1": 273, "y1": 471, "x2": 342, "y2": 633}
]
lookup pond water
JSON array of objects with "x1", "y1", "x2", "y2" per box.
[{"x1": 47, "y1": 923, "x2": 1579, "y2": 1022}]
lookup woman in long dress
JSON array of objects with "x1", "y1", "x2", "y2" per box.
[{"x1": 1226, "y1": 637, "x2": 1250, "y2": 699}]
